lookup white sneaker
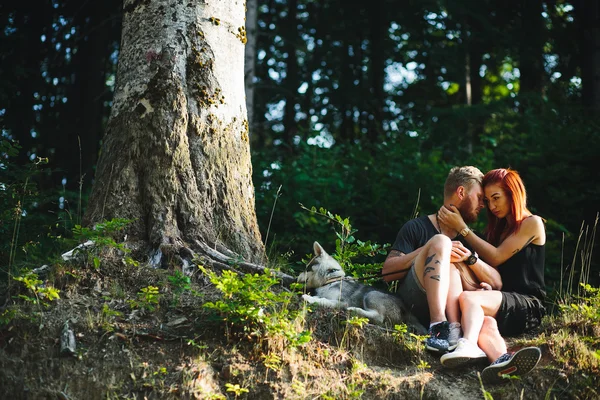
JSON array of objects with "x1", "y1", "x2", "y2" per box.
[
  {"x1": 440, "y1": 338, "x2": 487, "y2": 368},
  {"x1": 448, "y1": 322, "x2": 461, "y2": 350}
]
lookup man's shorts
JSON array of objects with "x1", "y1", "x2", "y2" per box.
[
  {"x1": 396, "y1": 266, "x2": 430, "y2": 328},
  {"x1": 496, "y1": 292, "x2": 546, "y2": 337}
]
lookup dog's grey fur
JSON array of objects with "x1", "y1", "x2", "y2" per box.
[{"x1": 298, "y1": 242, "x2": 426, "y2": 333}]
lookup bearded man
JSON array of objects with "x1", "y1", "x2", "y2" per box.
[{"x1": 382, "y1": 166, "x2": 502, "y2": 353}]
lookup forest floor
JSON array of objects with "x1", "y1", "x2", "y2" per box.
[{"x1": 0, "y1": 247, "x2": 598, "y2": 400}]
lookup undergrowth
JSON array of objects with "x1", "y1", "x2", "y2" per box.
[{"x1": 0, "y1": 203, "x2": 598, "y2": 399}]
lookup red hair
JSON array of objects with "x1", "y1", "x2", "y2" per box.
[{"x1": 483, "y1": 168, "x2": 530, "y2": 245}]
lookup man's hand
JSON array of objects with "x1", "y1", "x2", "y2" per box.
[{"x1": 450, "y1": 241, "x2": 471, "y2": 263}]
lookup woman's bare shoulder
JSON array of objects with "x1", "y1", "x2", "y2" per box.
[
  {"x1": 524, "y1": 215, "x2": 545, "y2": 226},
  {"x1": 523, "y1": 215, "x2": 546, "y2": 242}
]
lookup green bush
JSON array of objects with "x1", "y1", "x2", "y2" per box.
[{"x1": 200, "y1": 266, "x2": 311, "y2": 347}]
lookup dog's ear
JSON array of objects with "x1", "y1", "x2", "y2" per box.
[{"x1": 313, "y1": 241, "x2": 326, "y2": 257}]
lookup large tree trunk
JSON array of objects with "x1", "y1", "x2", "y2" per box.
[{"x1": 84, "y1": 0, "x2": 265, "y2": 264}]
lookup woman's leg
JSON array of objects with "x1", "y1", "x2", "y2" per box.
[
  {"x1": 441, "y1": 291, "x2": 505, "y2": 366},
  {"x1": 478, "y1": 316, "x2": 507, "y2": 363},
  {"x1": 446, "y1": 264, "x2": 463, "y2": 323},
  {"x1": 459, "y1": 290, "x2": 503, "y2": 344}
]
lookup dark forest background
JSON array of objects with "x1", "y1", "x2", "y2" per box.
[{"x1": 1, "y1": 0, "x2": 599, "y2": 293}]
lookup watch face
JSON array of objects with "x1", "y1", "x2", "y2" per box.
[{"x1": 467, "y1": 255, "x2": 477, "y2": 265}]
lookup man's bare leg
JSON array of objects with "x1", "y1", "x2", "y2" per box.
[{"x1": 412, "y1": 234, "x2": 453, "y2": 324}]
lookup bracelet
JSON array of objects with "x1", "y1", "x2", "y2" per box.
[{"x1": 459, "y1": 227, "x2": 471, "y2": 237}]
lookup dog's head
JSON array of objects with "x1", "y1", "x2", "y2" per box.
[{"x1": 297, "y1": 241, "x2": 345, "y2": 289}]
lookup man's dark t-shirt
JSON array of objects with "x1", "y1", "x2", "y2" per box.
[
  {"x1": 389, "y1": 215, "x2": 475, "y2": 328},
  {"x1": 391, "y1": 215, "x2": 470, "y2": 262}
]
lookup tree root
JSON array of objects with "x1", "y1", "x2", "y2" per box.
[
  {"x1": 193, "y1": 240, "x2": 295, "y2": 285},
  {"x1": 57, "y1": 237, "x2": 297, "y2": 286}
]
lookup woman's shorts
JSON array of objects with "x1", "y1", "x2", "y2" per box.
[{"x1": 496, "y1": 292, "x2": 546, "y2": 337}]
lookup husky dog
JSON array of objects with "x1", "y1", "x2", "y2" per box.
[{"x1": 298, "y1": 242, "x2": 426, "y2": 333}]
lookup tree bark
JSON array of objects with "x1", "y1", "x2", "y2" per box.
[{"x1": 84, "y1": 0, "x2": 265, "y2": 264}]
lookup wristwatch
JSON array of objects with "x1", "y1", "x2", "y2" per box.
[
  {"x1": 465, "y1": 253, "x2": 478, "y2": 266},
  {"x1": 459, "y1": 227, "x2": 471, "y2": 237}
]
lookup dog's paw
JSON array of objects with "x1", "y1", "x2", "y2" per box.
[
  {"x1": 346, "y1": 307, "x2": 368, "y2": 317},
  {"x1": 302, "y1": 294, "x2": 316, "y2": 303}
]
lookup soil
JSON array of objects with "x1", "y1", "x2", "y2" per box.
[{"x1": 0, "y1": 253, "x2": 593, "y2": 400}]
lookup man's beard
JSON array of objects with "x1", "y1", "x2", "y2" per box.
[{"x1": 459, "y1": 197, "x2": 479, "y2": 224}]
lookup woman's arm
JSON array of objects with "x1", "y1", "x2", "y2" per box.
[{"x1": 439, "y1": 206, "x2": 545, "y2": 267}]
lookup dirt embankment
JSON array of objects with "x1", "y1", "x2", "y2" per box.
[{"x1": 0, "y1": 260, "x2": 582, "y2": 399}]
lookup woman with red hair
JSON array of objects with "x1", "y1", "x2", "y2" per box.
[{"x1": 436, "y1": 168, "x2": 545, "y2": 383}]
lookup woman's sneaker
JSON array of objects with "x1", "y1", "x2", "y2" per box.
[
  {"x1": 481, "y1": 347, "x2": 542, "y2": 384},
  {"x1": 440, "y1": 338, "x2": 487, "y2": 368},
  {"x1": 448, "y1": 322, "x2": 462, "y2": 350},
  {"x1": 425, "y1": 321, "x2": 450, "y2": 353}
]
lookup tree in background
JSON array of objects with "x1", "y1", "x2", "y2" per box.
[
  {"x1": 84, "y1": 0, "x2": 265, "y2": 264},
  {"x1": 245, "y1": 0, "x2": 258, "y2": 133}
]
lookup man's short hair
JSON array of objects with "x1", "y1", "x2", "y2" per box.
[{"x1": 444, "y1": 166, "x2": 484, "y2": 198}]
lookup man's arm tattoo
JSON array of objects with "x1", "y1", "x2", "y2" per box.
[
  {"x1": 386, "y1": 249, "x2": 403, "y2": 260},
  {"x1": 430, "y1": 275, "x2": 441, "y2": 281}
]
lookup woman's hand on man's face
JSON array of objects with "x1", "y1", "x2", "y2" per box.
[{"x1": 438, "y1": 204, "x2": 466, "y2": 231}]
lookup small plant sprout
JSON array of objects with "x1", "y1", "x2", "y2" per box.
[
  {"x1": 345, "y1": 315, "x2": 369, "y2": 328},
  {"x1": 415, "y1": 359, "x2": 430, "y2": 370},
  {"x1": 225, "y1": 383, "x2": 249, "y2": 397},
  {"x1": 129, "y1": 285, "x2": 161, "y2": 312},
  {"x1": 291, "y1": 380, "x2": 305, "y2": 396},
  {"x1": 13, "y1": 270, "x2": 60, "y2": 307},
  {"x1": 168, "y1": 269, "x2": 192, "y2": 305},
  {"x1": 392, "y1": 323, "x2": 409, "y2": 341},
  {"x1": 262, "y1": 352, "x2": 282, "y2": 380},
  {"x1": 187, "y1": 338, "x2": 208, "y2": 351}
]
